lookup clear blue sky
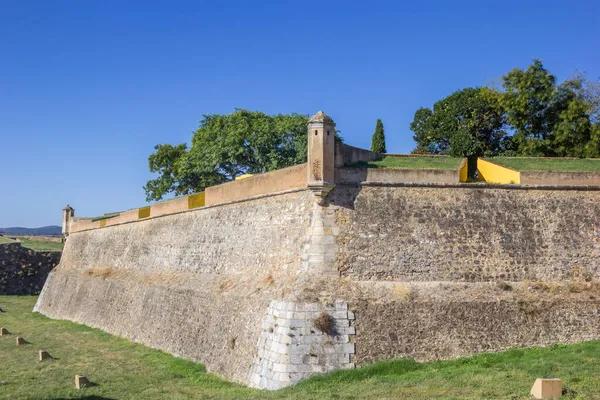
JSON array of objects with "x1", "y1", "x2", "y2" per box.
[{"x1": 1, "y1": 1, "x2": 598, "y2": 227}]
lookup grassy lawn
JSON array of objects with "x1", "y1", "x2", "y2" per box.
[
  {"x1": 352, "y1": 156, "x2": 463, "y2": 170},
  {"x1": 0, "y1": 236, "x2": 16, "y2": 244},
  {"x1": 17, "y1": 238, "x2": 64, "y2": 252},
  {"x1": 1, "y1": 296, "x2": 600, "y2": 399},
  {"x1": 488, "y1": 157, "x2": 600, "y2": 172}
]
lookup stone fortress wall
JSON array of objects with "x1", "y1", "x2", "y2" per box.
[
  {"x1": 36, "y1": 111, "x2": 600, "y2": 390},
  {"x1": 0, "y1": 241, "x2": 61, "y2": 295}
]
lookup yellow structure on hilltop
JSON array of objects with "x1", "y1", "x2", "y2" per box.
[{"x1": 477, "y1": 158, "x2": 520, "y2": 184}]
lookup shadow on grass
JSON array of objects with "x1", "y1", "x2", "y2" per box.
[
  {"x1": 292, "y1": 358, "x2": 424, "y2": 387},
  {"x1": 49, "y1": 397, "x2": 116, "y2": 400}
]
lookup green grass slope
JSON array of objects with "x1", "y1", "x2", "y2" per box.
[
  {"x1": 352, "y1": 156, "x2": 463, "y2": 170},
  {"x1": 489, "y1": 157, "x2": 600, "y2": 172},
  {"x1": 0, "y1": 236, "x2": 16, "y2": 244},
  {"x1": 17, "y1": 238, "x2": 64, "y2": 252},
  {"x1": 1, "y1": 295, "x2": 599, "y2": 399}
]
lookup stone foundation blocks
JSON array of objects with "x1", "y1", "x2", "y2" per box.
[
  {"x1": 15, "y1": 336, "x2": 25, "y2": 345},
  {"x1": 249, "y1": 299, "x2": 355, "y2": 390},
  {"x1": 0, "y1": 327, "x2": 8, "y2": 335}
]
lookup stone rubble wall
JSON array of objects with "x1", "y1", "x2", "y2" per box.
[
  {"x1": 331, "y1": 185, "x2": 599, "y2": 282},
  {"x1": 0, "y1": 242, "x2": 61, "y2": 295}
]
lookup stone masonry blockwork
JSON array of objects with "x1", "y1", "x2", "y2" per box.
[{"x1": 249, "y1": 300, "x2": 355, "y2": 390}]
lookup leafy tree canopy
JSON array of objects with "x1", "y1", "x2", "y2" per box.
[
  {"x1": 411, "y1": 60, "x2": 600, "y2": 158},
  {"x1": 410, "y1": 87, "x2": 507, "y2": 157},
  {"x1": 144, "y1": 110, "x2": 310, "y2": 201},
  {"x1": 370, "y1": 119, "x2": 387, "y2": 153}
]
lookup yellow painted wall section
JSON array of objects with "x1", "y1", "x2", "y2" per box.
[
  {"x1": 138, "y1": 207, "x2": 151, "y2": 219},
  {"x1": 99, "y1": 220, "x2": 107, "y2": 227},
  {"x1": 459, "y1": 158, "x2": 468, "y2": 182},
  {"x1": 188, "y1": 192, "x2": 205, "y2": 209},
  {"x1": 235, "y1": 174, "x2": 254, "y2": 180},
  {"x1": 478, "y1": 158, "x2": 520, "y2": 184}
]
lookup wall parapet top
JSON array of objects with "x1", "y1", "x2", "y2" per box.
[
  {"x1": 68, "y1": 187, "x2": 310, "y2": 234},
  {"x1": 349, "y1": 180, "x2": 600, "y2": 191}
]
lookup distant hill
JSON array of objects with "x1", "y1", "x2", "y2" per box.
[{"x1": 0, "y1": 226, "x2": 61, "y2": 236}]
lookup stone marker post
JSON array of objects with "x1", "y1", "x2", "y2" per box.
[
  {"x1": 531, "y1": 378, "x2": 562, "y2": 399},
  {"x1": 75, "y1": 374, "x2": 90, "y2": 389},
  {"x1": 39, "y1": 349, "x2": 51, "y2": 361}
]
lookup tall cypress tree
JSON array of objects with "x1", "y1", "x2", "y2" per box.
[{"x1": 370, "y1": 119, "x2": 387, "y2": 153}]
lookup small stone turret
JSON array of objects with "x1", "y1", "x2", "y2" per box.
[
  {"x1": 307, "y1": 111, "x2": 336, "y2": 201},
  {"x1": 62, "y1": 205, "x2": 74, "y2": 238}
]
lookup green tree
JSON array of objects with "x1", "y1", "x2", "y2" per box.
[
  {"x1": 502, "y1": 61, "x2": 600, "y2": 157},
  {"x1": 410, "y1": 87, "x2": 507, "y2": 158},
  {"x1": 370, "y1": 119, "x2": 386, "y2": 153},
  {"x1": 144, "y1": 110, "x2": 310, "y2": 201},
  {"x1": 501, "y1": 60, "x2": 557, "y2": 156},
  {"x1": 412, "y1": 60, "x2": 600, "y2": 159}
]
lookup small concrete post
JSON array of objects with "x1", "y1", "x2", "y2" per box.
[
  {"x1": 62, "y1": 205, "x2": 74, "y2": 238},
  {"x1": 531, "y1": 378, "x2": 562, "y2": 399},
  {"x1": 39, "y1": 349, "x2": 51, "y2": 361},
  {"x1": 307, "y1": 111, "x2": 336, "y2": 202},
  {"x1": 75, "y1": 374, "x2": 90, "y2": 389},
  {"x1": 0, "y1": 327, "x2": 8, "y2": 335},
  {"x1": 15, "y1": 336, "x2": 25, "y2": 345}
]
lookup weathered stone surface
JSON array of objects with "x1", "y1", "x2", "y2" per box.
[
  {"x1": 35, "y1": 191, "x2": 315, "y2": 385},
  {"x1": 0, "y1": 242, "x2": 60, "y2": 295},
  {"x1": 250, "y1": 299, "x2": 355, "y2": 390},
  {"x1": 35, "y1": 184, "x2": 600, "y2": 388},
  {"x1": 57, "y1": 190, "x2": 312, "y2": 276},
  {"x1": 332, "y1": 186, "x2": 599, "y2": 282},
  {"x1": 351, "y1": 293, "x2": 600, "y2": 364}
]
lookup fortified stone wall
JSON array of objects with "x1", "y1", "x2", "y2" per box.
[
  {"x1": 35, "y1": 190, "x2": 316, "y2": 385},
  {"x1": 331, "y1": 185, "x2": 599, "y2": 282},
  {"x1": 35, "y1": 111, "x2": 600, "y2": 390},
  {"x1": 0, "y1": 242, "x2": 61, "y2": 295},
  {"x1": 35, "y1": 183, "x2": 600, "y2": 388},
  {"x1": 321, "y1": 185, "x2": 600, "y2": 365}
]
